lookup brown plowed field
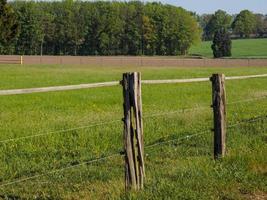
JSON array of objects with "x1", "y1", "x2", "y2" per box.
[{"x1": 1, "y1": 55, "x2": 267, "y2": 67}]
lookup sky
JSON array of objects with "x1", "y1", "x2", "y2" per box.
[{"x1": 144, "y1": 0, "x2": 267, "y2": 14}]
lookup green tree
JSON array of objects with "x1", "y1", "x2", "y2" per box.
[
  {"x1": 198, "y1": 14, "x2": 212, "y2": 40},
  {"x1": 52, "y1": 0, "x2": 86, "y2": 55},
  {"x1": 162, "y1": 5, "x2": 201, "y2": 55},
  {"x1": 7, "y1": 0, "x2": 201, "y2": 56},
  {"x1": 255, "y1": 14, "x2": 265, "y2": 37},
  {"x1": 211, "y1": 28, "x2": 232, "y2": 58},
  {"x1": 38, "y1": 2, "x2": 56, "y2": 55},
  {"x1": 232, "y1": 10, "x2": 256, "y2": 38},
  {"x1": 81, "y1": 2, "x2": 124, "y2": 55},
  {"x1": 265, "y1": 16, "x2": 267, "y2": 34},
  {"x1": 142, "y1": 15, "x2": 156, "y2": 55},
  {"x1": 121, "y1": 1, "x2": 143, "y2": 55},
  {"x1": 176, "y1": 8, "x2": 201, "y2": 55},
  {"x1": 0, "y1": 0, "x2": 19, "y2": 54},
  {"x1": 205, "y1": 10, "x2": 232, "y2": 40},
  {"x1": 145, "y1": 2, "x2": 169, "y2": 55},
  {"x1": 13, "y1": 1, "x2": 43, "y2": 55}
]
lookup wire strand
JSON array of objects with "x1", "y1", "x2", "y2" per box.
[
  {"x1": 0, "y1": 120, "x2": 121, "y2": 144},
  {"x1": 145, "y1": 130, "x2": 211, "y2": 149},
  {"x1": 145, "y1": 115, "x2": 267, "y2": 150},
  {"x1": 227, "y1": 95, "x2": 267, "y2": 105},
  {"x1": 1, "y1": 115, "x2": 266, "y2": 188},
  {"x1": 143, "y1": 95, "x2": 266, "y2": 119},
  {"x1": 143, "y1": 106, "x2": 209, "y2": 118},
  {"x1": 0, "y1": 131, "x2": 210, "y2": 187},
  {"x1": 0, "y1": 153, "x2": 121, "y2": 187},
  {"x1": 1, "y1": 94, "x2": 266, "y2": 144},
  {"x1": 228, "y1": 115, "x2": 267, "y2": 128},
  {"x1": 0, "y1": 106, "x2": 209, "y2": 144}
]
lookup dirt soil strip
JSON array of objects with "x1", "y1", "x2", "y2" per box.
[
  {"x1": 2, "y1": 55, "x2": 267, "y2": 66},
  {"x1": 0, "y1": 74, "x2": 266, "y2": 96}
]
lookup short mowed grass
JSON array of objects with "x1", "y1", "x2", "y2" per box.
[
  {"x1": 189, "y1": 38, "x2": 267, "y2": 58},
  {"x1": 0, "y1": 64, "x2": 266, "y2": 199}
]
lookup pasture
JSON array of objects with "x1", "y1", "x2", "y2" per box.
[
  {"x1": 190, "y1": 38, "x2": 267, "y2": 58},
  {"x1": 0, "y1": 64, "x2": 266, "y2": 199}
]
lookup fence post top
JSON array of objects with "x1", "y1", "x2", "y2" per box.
[
  {"x1": 123, "y1": 72, "x2": 141, "y2": 75},
  {"x1": 210, "y1": 74, "x2": 225, "y2": 81},
  {"x1": 211, "y1": 73, "x2": 225, "y2": 76}
]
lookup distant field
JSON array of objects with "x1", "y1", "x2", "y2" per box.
[
  {"x1": 0, "y1": 65, "x2": 266, "y2": 199},
  {"x1": 189, "y1": 38, "x2": 267, "y2": 58}
]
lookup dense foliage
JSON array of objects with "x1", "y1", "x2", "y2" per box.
[
  {"x1": 199, "y1": 10, "x2": 267, "y2": 40},
  {"x1": 204, "y1": 10, "x2": 232, "y2": 40},
  {"x1": 1, "y1": 0, "x2": 266, "y2": 56},
  {"x1": 211, "y1": 28, "x2": 232, "y2": 58},
  {"x1": 232, "y1": 10, "x2": 257, "y2": 38},
  {"x1": 2, "y1": 0, "x2": 201, "y2": 56},
  {"x1": 0, "y1": 0, "x2": 19, "y2": 54}
]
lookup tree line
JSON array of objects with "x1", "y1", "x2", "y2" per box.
[
  {"x1": 1, "y1": 0, "x2": 267, "y2": 56},
  {"x1": 0, "y1": 0, "x2": 201, "y2": 56},
  {"x1": 198, "y1": 10, "x2": 267, "y2": 40}
]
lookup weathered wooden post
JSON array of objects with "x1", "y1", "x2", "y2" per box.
[
  {"x1": 20, "y1": 56, "x2": 23, "y2": 65},
  {"x1": 210, "y1": 74, "x2": 226, "y2": 159},
  {"x1": 121, "y1": 72, "x2": 145, "y2": 191}
]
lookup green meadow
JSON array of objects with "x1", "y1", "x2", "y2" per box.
[
  {"x1": 0, "y1": 65, "x2": 266, "y2": 199},
  {"x1": 189, "y1": 38, "x2": 267, "y2": 58}
]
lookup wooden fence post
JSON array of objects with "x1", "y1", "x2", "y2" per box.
[
  {"x1": 20, "y1": 56, "x2": 23, "y2": 65},
  {"x1": 121, "y1": 72, "x2": 145, "y2": 191},
  {"x1": 210, "y1": 74, "x2": 226, "y2": 159}
]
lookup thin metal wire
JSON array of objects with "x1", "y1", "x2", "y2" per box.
[
  {"x1": 0, "y1": 153, "x2": 121, "y2": 187},
  {"x1": 0, "y1": 120, "x2": 121, "y2": 144},
  {"x1": 1, "y1": 93, "x2": 265, "y2": 144},
  {"x1": 144, "y1": 115, "x2": 267, "y2": 150},
  {"x1": 145, "y1": 129, "x2": 211, "y2": 149},
  {"x1": 143, "y1": 106, "x2": 209, "y2": 118},
  {"x1": 227, "y1": 115, "x2": 267, "y2": 128},
  {"x1": 143, "y1": 95, "x2": 267, "y2": 119},
  {"x1": 1, "y1": 115, "x2": 266, "y2": 188},
  {"x1": 0, "y1": 131, "x2": 211, "y2": 187},
  {"x1": 227, "y1": 95, "x2": 267, "y2": 105},
  {"x1": 0, "y1": 106, "x2": 210, "y2": 144}
]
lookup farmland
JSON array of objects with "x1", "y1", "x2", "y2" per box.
[
  {"x1": 189, "y1": 38, "x2": 267, "y2": 58},
  {"x1": 0, "y1": 64, "x2": 266, "y2": 199}
]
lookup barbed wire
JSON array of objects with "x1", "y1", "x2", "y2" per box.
[
  {"x1": 227, "y1": 115, "x2": 267, "y2": 128},
  {"x1": 145, "y1": 129, "x2": 211, "y2": 149},
  {"x1": 227, "y1": 95, "x2": 267, "y2": 105},
  {"x1": 0, "y1": 105, "x2": 210, "y2": 144},
  {"x1": 0, "y1": 119, "x2": 121, "y2": 144},
  {"x1": 1, "y1": 94, "x2": 266, "y2": 144},
  {"x1": 144, "y1": 115, "x2": 267, "y2": 150},
  {"x1": 0, "y1": 130, "x2": 210, "y2": 187},
  {"x1": 143, "y1": 106, "x2": 209, "y2": 118},
  {"x1": 0, "y1": 152, "x2": 121, "y2": 188},
  {"x1": 143, "y1": 95, "x2": 267, "y2": 119},
  {"x1": 1, "y1": 114, "x2": 266, "y2": 188}
]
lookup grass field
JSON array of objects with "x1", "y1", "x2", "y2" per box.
[
  {"x1": 189, "y1": 38, "x2": 267, "y2": 58},
  {"x1": 0, "y1": 64, "x2": 266, "y2": 199}
]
